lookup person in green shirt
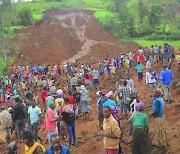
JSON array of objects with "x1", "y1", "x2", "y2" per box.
[
  {"x1": 135, "y1": 62, "x2": 144, "y2": 83},
  {"x1": 132, "y1": 102, "x2": 152, "y2": 154}
]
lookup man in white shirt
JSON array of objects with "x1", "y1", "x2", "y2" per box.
[
  {"x1": 138, "y1": 47, "x2": 144, "y2": 55},
  {"x1": 146, "y1": 69, "x2": 156, "y2": 97}
]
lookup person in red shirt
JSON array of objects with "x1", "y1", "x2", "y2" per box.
[
  {"x1": 6, "y1": 87, "x2": 12, "y2": 94},
  {"x1": 67, "y1": 91, "x2": 75, "y2": 105},
  {"x1": 40, "y1": 87, "x2": 47, "y2": 107},
  {"x1": 138, "y1": 54, "x2": 144, "y2": 64},
  {"x1": 133, "y1": 51, "x2": 138, "y2": 66},
  {"x1": 88, "y1": 71, "x2": 93, "y2": 88}
]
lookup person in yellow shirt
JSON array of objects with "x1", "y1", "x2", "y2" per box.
[
  {"x1": 55, "y1": 97, "x2": 64, "y2": 108},
  {"x1": 102, "y1": 107, "x2": 121, "y2": 154},
  {"x1": 176, "y1": 51, "x2": 180, "y2": 64},
  {"x1": 23, "y1": 131, "x2": 45, "y2": 154}
]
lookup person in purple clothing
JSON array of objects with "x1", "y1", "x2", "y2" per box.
[{"x1": 160, "y1": 65, "x2": 173, "y2": 103}]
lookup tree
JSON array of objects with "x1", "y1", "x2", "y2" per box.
[
  {"x1": 108, "y1": 0, "x2": 126, "y2": 12},
  {"x1": 18, "y1": 7, "x2": 33, "y2": 26},
  {"x1": 138, "y1": 0, "x2": 149, "y2": 23},
  {"x1": 128, "y1": 15, "x2": 136, "y2": 37},
  {"x1": 162, "y1": 2, "x2": 176, "y2": 31},
  {"x1": 117, "y1": 3, "x2": 134, "y2": 37},
  {"x1": 148, "y1": 4, "x2": 164, "y2": 31}
]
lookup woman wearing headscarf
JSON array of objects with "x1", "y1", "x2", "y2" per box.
[
  {"x1": 151, "y1": 89, "x2": 167, "y2": 147},
  {"x1": 80, "y1": 85, "x2": 89, "y2": 115},
  {"x1": 44, "y1": 101, "x2": 59, "y2": 142},
  {"x1": 132, "y1": 102, "x2": 152, "y2": 154}
]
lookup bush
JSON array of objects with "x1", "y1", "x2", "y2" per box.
[
  {"x1": 18, "y1": 7, "x2": 33, "y2": 26},
  {"x1": 144, "y1": 31, "x2": 180, "y2": 40}
]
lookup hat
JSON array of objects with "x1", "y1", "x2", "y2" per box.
[
  {"x1": 80, "y1": 85, "x2": 85, "y2": 90},
  {"x1": 135, "y1": 102, "x2": 144, "y2": 111},
  {"x1": 46, "y1": 100, "x2": 54, "y2": 108},
  {"x1": 154, "y1": 88, "x2": 162, "y2": 95},
  {"x1": 57, "y1": 93, "x2": 62, "y2": 98},
  {"x1": 105, "y1": 91, "x2": 113, "y2": 98},
  {"x1": 57, "y1": 89, "x2": 63, "y2": 94}
]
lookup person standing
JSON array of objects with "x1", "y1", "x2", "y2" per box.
[
  {"x1": 92, "y1": 68, "x2": 100, "y2": 89},
  {"x1": 87, "y1": 71, "x2": 93, "y2": 89},
  {"x1": 145, "y1": 60, "x2": 151, "y2": 70},
  {"x1": 97, "y1": 91, "x2": 107, "y2": 130},
  {"x1": 45, "y1": 93, "x2": 54, "y2": 108},
  {"x1": 80, "y1": 85, "x2": 89, "y2": 114},
  {"x1": 62, "y1": 97, "x2": 76, "y2": 147},
  {"x1": 144, "y1": 47, "x2": 150, "y2": 62},
  {"x1": 73, "y1": 87, "x2": 81, "y2": 117},
  {"x1": 160, "y1": 65, "x2": 173, "y2": 103},
  {"x1": 67, "y1": 91, "x2": 75, "y2": 106},
  {"x1": 102, "y1": 106, "x2": 121, "y2": 154},
  {"x1": 40, "y1": 87, "x2": 47, "y2": 107},
  {"x1": 151, "y1": 89, "x2": 167, "y2": 147},
  {"x1": 13, "y1": 95, "x2": 26, "y2": 142},
  {"x1": 28, "y1": 100, "x2": 41, "y2": 141},
  {"x1": 138, "y1": 47, "x2": 144, "y2": 55},
  {"x1": 0, "y1": 106, "x2": 12, "y2": 144},
  {"x1": 118, "y1": 80, "x2": 132, "y2": 119},
  {"x1": 132, "y1": 102, "x2": 152, "y2": 154},
  {"x1": 146, "y1": 69, "x2": 156, "y2": 97},
  {"x1": 44, "y1": 101, "x2": 59, "y2": 142},
  {"x1": 135, "y1": 62, "x2": 144, "y2": 83}
]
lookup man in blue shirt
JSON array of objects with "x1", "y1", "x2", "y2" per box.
[
  {"x1": 46, "y1": 134, "x2": 69, "y2": 154},
  {"x1": 160, "y1": 65, "x2": 173, "y2": 103},
  {"x1": 28, "y1": 100, "x2": 41, "y2": 141}
]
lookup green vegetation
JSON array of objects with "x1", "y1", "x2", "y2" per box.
[
  {"x1": 0, "y1": 57, "x2": 6, "y2": 76},
  {"x1": 15, "y1": 0, "x2": 109, "y2": 21},
  {"x1": 94, "y1": 11, "x2": 116, "y2": 30},
  {"x1": 96, "y1": 0, "x2": 180, "y2": 40},
  {"x1": 135, "y1": 39, "x2": 180, "y2": 51}
]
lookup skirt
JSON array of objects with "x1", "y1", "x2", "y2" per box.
[
  {"x1": 81, "y1": 100, "x2": 88, "y2": 113},
  {"x1": 132, "y1": 128, "x2": 152, "y2": 154},
  {"x1": 154, "y1": 116, "x2": 167, "y2": 146},
  {"x1": 106, "y1": 149, "x2": 118, "y2": 154}
]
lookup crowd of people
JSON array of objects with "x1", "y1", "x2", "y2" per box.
[{"x1": 0, "y1": 43, "x2": 179, "y2": 154}]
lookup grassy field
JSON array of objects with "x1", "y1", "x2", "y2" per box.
[
  {"x1": 94, "y1": 11, "x2": 115, "y2": 24},
  {"x1": 135, "y1": 39, "x2": 180, "y2": 51}
]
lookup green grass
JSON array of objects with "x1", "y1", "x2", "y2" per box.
[
  {"x1": 33, "y1": 13, "x2": 43, "y2": 20},
  {"x1": 94, "y1": 11, "x2": 116, "y2": 25},
  {"x1": 9, "y1": 25, "x2": 26, "y2": 30},
  {"x1": 15, "y1": 0, "x2": 109, "y2": 21},
  {"x1": 135, "y1": 39, "x2": 180, "y2": 51}
]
